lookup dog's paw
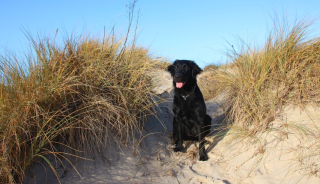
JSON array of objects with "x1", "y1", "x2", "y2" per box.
[
  {"x1": 174, "y1": 141, "x2": 183, "y2": 152},
  {"x1": 174, "y1": 144, "x2": 183, "y2": 152},
  {"x1": 199, "y1": 153, "x2": 208, "y2": 161},
  {"x1": 173, "y1": 147, "x2": 182, "y2": 152}
]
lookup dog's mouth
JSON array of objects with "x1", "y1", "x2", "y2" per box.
[{"x1": 176, "y1": 82, "x2": 185, "y2": 88}]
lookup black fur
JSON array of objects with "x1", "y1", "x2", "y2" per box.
[{"x1": 168, "y1": 60, "x2": 212, "y2": 161}]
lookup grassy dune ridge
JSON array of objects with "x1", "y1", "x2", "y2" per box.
[
  {"x1": 201, "y1": 18, "x2": 320, "y2": 178},
  {"x1": 202, "y1": 18, "x2": 320, "y2": 131},
  {"x1": 0, "y1": 31, "x2": 159, "y2": 183}
]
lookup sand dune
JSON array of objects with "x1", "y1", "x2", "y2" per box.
[{"x1": 24, "y1": 70, "x2": 320, "y2": 184}]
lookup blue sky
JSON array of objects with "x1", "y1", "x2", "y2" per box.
[{"x1": 1, "y1": 0, "x2": 320, "y2": 68}]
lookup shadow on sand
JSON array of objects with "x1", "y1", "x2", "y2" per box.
[{"x1": 206, "y1": 113, "x2": 230, "y2": 153}]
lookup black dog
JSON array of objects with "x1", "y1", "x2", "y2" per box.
[{"x1": 168, "y1": 60, "x2": 212, "y2": 161}]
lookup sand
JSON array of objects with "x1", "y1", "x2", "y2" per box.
[{"x1": 24, "y1": 70, "x2": 320, "y2": 184}]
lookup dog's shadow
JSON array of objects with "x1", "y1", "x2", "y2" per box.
[{"x1": 206, "y1": 113, "x2": 229, "y2": 153}]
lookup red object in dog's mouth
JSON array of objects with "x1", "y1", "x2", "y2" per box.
[{"x1": 176, "y1": 82, "x2": 185, "y2": 88}]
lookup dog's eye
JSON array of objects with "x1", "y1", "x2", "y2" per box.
[
  {"x1": 183, "y1": 65, "x2": 188, "y2": 71},
  {"x1": 175, "y1": 64, "x2": 179, "y2": 71}
]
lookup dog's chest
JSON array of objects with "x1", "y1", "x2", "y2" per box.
[{"x1": 174, "y1": 98, "x2": 197, "y2": 119}]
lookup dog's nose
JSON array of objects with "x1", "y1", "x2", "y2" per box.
[{"x1": 174, "y1": 73, "x2": 181, "y2": 80}]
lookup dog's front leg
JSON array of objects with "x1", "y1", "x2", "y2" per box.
[
  {"x1": 173, "y1": 118, "x2": 183, "y2": 152},
  {"x1": 197, "y1": 124, "x2": 208, "y2": 161}
]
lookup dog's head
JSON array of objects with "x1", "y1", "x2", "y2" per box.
[{"x1": 167, "y1": 60, "x2": 202, "y2": 88}]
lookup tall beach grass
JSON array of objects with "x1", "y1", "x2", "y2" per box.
[
  {"x1": 213, "y1": 18, "x2": 320, "y2": 132},
  {"x1": 208, "y1": 17, "x2": 320, "y2": 177},
  {"x1": 0, "y1": 29, "x2": 159, "y2": 183}
]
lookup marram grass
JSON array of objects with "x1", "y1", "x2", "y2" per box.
[
  {"x1": 213, "y1": 18, "x2": 320, "y2": 132},
  {"x1": 0, "y1": 32, "x2": 158, "y2": 183},
  {"x1": 208, "y1": 18, "x2": 320, "y2": 178}
]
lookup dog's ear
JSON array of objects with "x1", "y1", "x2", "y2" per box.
[
  {"x1": 167, "y1": 63, "x2": 175, "y2": 76},
  {"x1": 191, "y1": 61, "x2": 202, "y2": 78}
]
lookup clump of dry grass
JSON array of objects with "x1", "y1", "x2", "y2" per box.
[
  {"x1": 208, "y1": 17, "x2": 320, "y2": 178},
  {"x1": 152, "y1": 59, "x2": 171, "y2": 70},
  {"x1": 198, "y1": 64, "x2": 222, "y2": 100},
  {"x1": 203, "y1": 64, "x2": 219, "y2": 72},
  {"x1": 214, "y1": 18, "x2": 320, "y2": 132},
  {"x1": 198, "y1": 72, "x2": 217, "y2": 101},
  {"x1": 0, "y1": 29, "x2": 159, "y2": 183}
]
